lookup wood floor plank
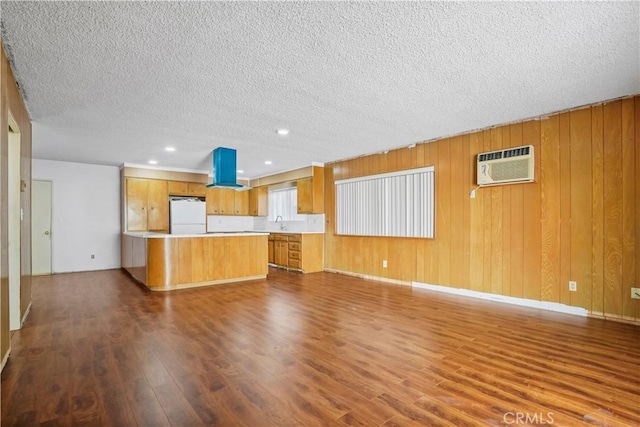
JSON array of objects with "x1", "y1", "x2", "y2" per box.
[{"x1": 2, "y1": 268, "x2": 640, "y2": 426}]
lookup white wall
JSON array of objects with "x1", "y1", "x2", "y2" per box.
[{"x1": 32, "y1": 159, "x2": 121, "y2": 273}]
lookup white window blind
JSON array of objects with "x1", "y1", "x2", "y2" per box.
[
  {"x1": 268, "y1": 187, "x2": 304, "y2": 221},
  {"x1": 335, "y1": 166, "x2": 435, "y2": 238}
]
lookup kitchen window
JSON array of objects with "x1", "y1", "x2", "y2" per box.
[{"x1": 268, "y1": 187, "x2": 304, "y2": 221}]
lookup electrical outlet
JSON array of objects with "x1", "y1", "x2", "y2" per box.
[
  {"x1": 569, "y1": 281, "x2": 577, "y2": 292},
  {"x1": 91, "y1": 254, "x2": 95, "y2": 259},
  {"x1": 631, "y1": 288, "x2": 640, "y2": 300},
  {"x1": 470, "y1": 189, "x2": 476, "y2": 199},
  {"x1": 382, "y1": 260, "x2": 388, "y2": 268}
]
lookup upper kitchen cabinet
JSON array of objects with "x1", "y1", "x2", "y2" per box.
[
  {"x1": 167, "y1": 181, "x2": 206, "y2": 197},
  {"x1": 126, "y1": 178, "x2": 168, "y2": 232},
  {"x1": 168, "y1": 181, "x2": 189, "y2": 196},
  {"x1": 219, "y1": 189, "x2": 235, "y2": 214},
  {"x1": 206, "y1": 187, "x2": 262, "y2": 216},
  {"x1": 206, "y1": 188, "x2": 236, "y2": 215},
  {"x1": 205, "y1": 187, "x2": 220, "y2": 214},
  {"x1": 187, "y1": 182, "x2": 206, "y2": 197},
  {"x1": 297, "y1": 166, "x2": 324, "y2": 214},
  {"x1": 249, "y1": 187, "x2": 268, "y2": 216},
  {"x1": 234, "y1": 191, "x2": 249, "y2": 215},
  {"x1": 126, "y1": 178, "x2": 148, "y2": 231},
  {"x1": 147, "y1": 180, "x2": 169, "y2": 231}
]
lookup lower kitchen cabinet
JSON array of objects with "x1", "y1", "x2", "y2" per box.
[
  {"x1": 268, "y1": 233, "x2": 323, "y2": 273},
  {"x1": 274, "y1": 238, "x2": 288, "y2": 266},
  {"x1": 268, "y1": 237, "x2": 275, "y2": 264}
]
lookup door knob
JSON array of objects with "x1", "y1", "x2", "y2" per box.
[{"x1": 44, "y1": 231, "x2": 50, "y2": 235}]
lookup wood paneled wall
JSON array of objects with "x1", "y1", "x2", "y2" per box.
[
  {"x1": 324, "y1": 96, "x2": 640, "y2": 323},
  {"x1": 0, "y1": 43, "x2": 33, "y2": 364}
]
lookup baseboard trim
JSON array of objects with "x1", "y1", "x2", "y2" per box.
[
  {"x1": 147, "y1": 275, "x2": 267, "y2": 292},
  {"x1": 323, "y1": 268, "x2": 412, "y2": 286},
  {"x1": 21, "y1": 301, "x2": 32, "y2": 327},
  {"x1": 1, "y1": 346, "x2": 11, "y2": 372},
  {"x1": 323, "y1": 270, "x2": 640, "y2": 323},
  {"x1": 411, "y1": 281, "x2": 588, "y2": 317},
  {"x1": 587, "y1": 312, "x2": 640, "y2": 326}
]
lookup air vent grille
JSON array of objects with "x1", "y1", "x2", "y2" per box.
[{"x1": 477, "y1": 144, "x2": 534, "y2": 186}]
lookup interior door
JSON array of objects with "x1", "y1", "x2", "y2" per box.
[{"x1": 32, "y1": 180, "x2": 52, "y2": 275}]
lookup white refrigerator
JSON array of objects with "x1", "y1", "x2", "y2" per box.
[{"x1": 170, "y1": 198, "x2": 206, "y2": 234}]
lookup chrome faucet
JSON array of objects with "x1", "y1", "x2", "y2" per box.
[{"x1": 275, "y1": 215, "x2": 286, "y2": 230}]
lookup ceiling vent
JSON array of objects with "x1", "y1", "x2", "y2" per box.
[{"x1": 477, "y1": 145, "x2": 535, "y2": 186}]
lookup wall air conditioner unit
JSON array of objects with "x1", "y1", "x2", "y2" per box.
[{"x1": 477, "y1": 144, "x2": 534, "y2": 186}]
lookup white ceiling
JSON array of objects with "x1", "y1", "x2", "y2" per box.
[{"x1": 1, "y1": 1, "x2": 638, "y2": 178}]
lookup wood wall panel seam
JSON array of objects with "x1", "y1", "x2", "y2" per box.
[
  {"x1": 591, "y1": 105, "x2": 605, "y2": 315},
  {"x1": 602, "y1": 101, "x2": 623, "y2": 318},
  {"x1": 620, "y1": 98, "x2": 636, "y2": 319},
  {"x1": 540, "y1": 115, "x2": 561, "y2": 303},
  {"x1": 569, "y1": 107, "x2": 593, "y2": 310}
]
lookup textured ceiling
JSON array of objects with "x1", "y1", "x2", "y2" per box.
[{"x1": 1, "y1": 1, "x2": 639, "y2": 178}]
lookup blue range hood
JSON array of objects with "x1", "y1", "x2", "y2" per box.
[{"x1": 206, "y1": 147, "x2": 243, "y2": 188}]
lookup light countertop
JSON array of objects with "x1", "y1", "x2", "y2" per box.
[
  {"x1": 124, "y1": 231, "x2": 270, "y2": 238},
  {"x1": 265, "y1": 231, "x2": 324, "y2": 235}
]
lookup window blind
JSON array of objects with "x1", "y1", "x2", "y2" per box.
[{"x1": 335, "y1": 166, "x2": 434, "y2": 238}]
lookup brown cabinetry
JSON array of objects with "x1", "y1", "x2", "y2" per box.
[
  {"x1": 249, "y1": 187, "x2": 268, "y2": 216},
  {"x1": 206, "y1": 188, "x2": 235, "y2": 214},
  {"x1": 168, "y1": 181, "x2": 206, "y2": 197},
  {"x1": 268, "y1": 233, "x2": 323, "y2": 273},
  {"x1": 268, "y1": 235, "x2": 275, "y2": 264},
  {"x1": 126, "y1": 178, "x2": 168, "y2": 232},
  {"x1": 234, "y1": 191, "x2": 249, "y2": 215},
  {"x1": 147, "y1": 180, "x2": 169, "y2": 231},
  {"x1": 219, "y1": 188, "x2": 235, "y2": 215},
  {"x1": 273, "y1": 234, "x2": 289, "y2": 267},
  {"x1": 205, "y1": 188, "x2": 252, "y2": 216},
  {"x1": 205, "y1": 187, "x2": 220, "y2": 214},
  {"x1": 287, "y1": 234, "x2": 302, "y2": 269},
  {"x1": 297, "y1": 166, "x2": 324, "y2": 214},
  {"x1": 188, "y1": 182, "x2": 206, "y2": 197},
  {"x1": 168, "y1": 181, "x2": 189, "y2": 196}
]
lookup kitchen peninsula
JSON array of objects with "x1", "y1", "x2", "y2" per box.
[{"x1": 122, "y1": 232, "x2": 268, "y2": 291}]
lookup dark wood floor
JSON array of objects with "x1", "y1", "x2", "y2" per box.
[{"x1": 2, "y1": 268, "x2": 640, "y2": 426}]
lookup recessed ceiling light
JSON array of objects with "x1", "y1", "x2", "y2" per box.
[
  {"x1": 148, "y1": 160, "x2": 158, "y2": 165},
  {"x1": 165, "y1": 147, "x2": 176, "y2": 152},
  {"x1": 237, "y1": 169, "x2": 244, "y2": 174},
  {"x1": 265, "y1": 160, "x2": 273, "y2": 165},
  {"x1": 276, "y1": 129, "x2": 289, "y2": 136}
]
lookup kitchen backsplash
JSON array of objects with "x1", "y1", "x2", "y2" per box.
[
  {"x1": 255, "y1": 214, "x2": 325, "y2": 233},
  {"x1": 208, "y1": 214, "x2": 325, "y2": 233},
  {"x1": 207, "y1": 215, "x2": 255, "y2": 232}
]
